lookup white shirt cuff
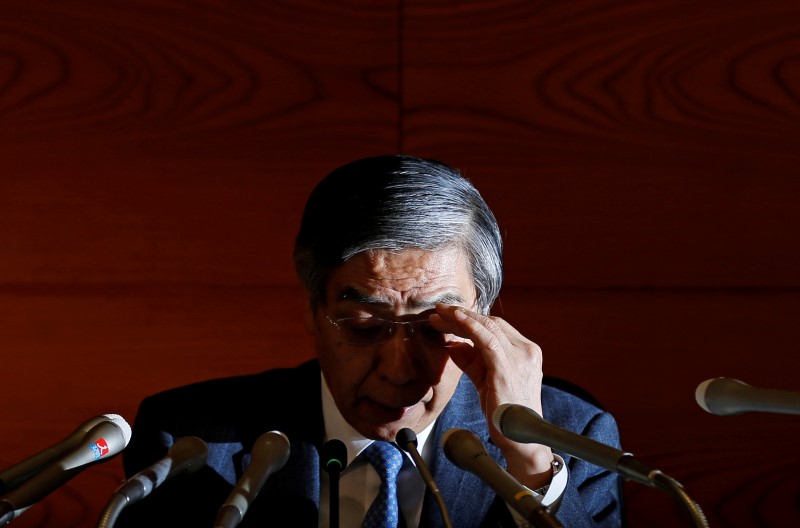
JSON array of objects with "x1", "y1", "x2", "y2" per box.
[{"x1": 506, "y1": 453, "x2": 568, "y2": 527}]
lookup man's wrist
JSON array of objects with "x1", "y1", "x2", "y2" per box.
[
  {"x1": 506, "y1": 454, "x2": 568, "y2": 527},
  {"x1": 531, "y1": 456, "x2": 563, "y2": 497},
  {"x1": 503, "y1": 444, "x2": 555, "y2": 490}
]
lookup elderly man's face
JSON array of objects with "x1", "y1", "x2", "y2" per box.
[{"x1": 310, "y1": 247, "x2": 476, "y2": 441}]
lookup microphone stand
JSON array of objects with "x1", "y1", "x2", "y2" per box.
[
  {"x1": 321, "y1": 440, "x2": 347, "y2": 528},
  {"x1": 330, "y1": 470, "x2": 341, "y2": 528},
  {"x1": 650, "y1": 472, "x2": 709, "y2": 528},
  {"x1": 396, "y1": 428, "x2": 453, "y2": 528}
]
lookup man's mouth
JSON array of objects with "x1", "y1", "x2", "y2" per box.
[{"x1": 365, "y1": 398, "x2": 421, "y2": 421}]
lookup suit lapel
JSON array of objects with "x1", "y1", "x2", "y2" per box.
[{"x1": 421, "y1": 374, "x2": 502, "y2": 528}]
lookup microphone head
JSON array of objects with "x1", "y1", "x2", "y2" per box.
[
  {"x1": 85, "y1": 418, "x2": 132, "y2": 459},
  {"x1": 102, "y1": 414, "x2": 133, "y2": 446},
  {"x1": 694, "y1": 378, "x2": 716, "y2": 413},
  {"x1": 395, "y1": 428, "x2": 418, "y2": 450},
  {"x1": 320, "y1": 439, "x2": 347, "y2": 474},
  {"x1": 492, "y1": 403, "x2": 549, "y2": 445},
  {"x1": 441, "y1": 428, "x2": 487, "y2": 470},
  {"x1": 166, "y1": 436, "x2": 208, "y2": 477},
  {"x1": 78, "y1": 414, "x2": 115, "y2": 434},
  {"x1": 492, "y1": 403, "x2": 515, "y2": 432},
  {"x1": 55, "y1": 417, "x2": 131, "y2": 472},
  {"x1": 250, "y1": 430, "x2": 291, "y2": 472},
  {"x1": 695, "y1": 377, "x2": 750, "y2": 415}
]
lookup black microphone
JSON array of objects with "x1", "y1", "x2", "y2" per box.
[
  {"x1": 441, "y1": 428, "x2": 562, "y2": 528},
  {"x1": 321, "y1": 439, "x2": 347, "y2": 528},
  {"x1": 493, "y1": 404, "x2": 710, "y2": 528},
  {"x1": 395, "y1": 428, "x2": 452, "y2": 528},
  {"x1": 0, "y1": 416, "x2": 132, "y2": 526},
  {"x1": 96, "y1": 435, "x2": 208, "y2": 528},
  {"x1": 214, "y1": 430, "x2": 291, "y2": 528},
  {"x1": 696, "y1": 377, "x2": 800, "y2": 416},
  {"x1": 0, "y1": 414, "x2": 122, "y2": 495},
  {"x1": 492, "y1": 404, "x2": 657, "y2": 486}
]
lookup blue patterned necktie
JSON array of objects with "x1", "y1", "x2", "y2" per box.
[{"x1": 361, "y1": 441, "x2": 404, "y2": 528}]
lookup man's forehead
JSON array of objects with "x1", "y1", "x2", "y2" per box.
[
  {"x1": 321, "y1": 247, "x2": 476, "y2": 308},
  {"x1": 334, "y1": 286, "x2": 467, "y2": 308}
]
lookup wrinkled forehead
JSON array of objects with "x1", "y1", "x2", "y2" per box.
[
  {"x1": 333, "y1": 286, "x2": 468, "y2": 310},
  {"x1": 322, "y1": 248, "x2": 476, "y2": 312}
]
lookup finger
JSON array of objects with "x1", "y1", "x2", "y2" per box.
[
  {"x1": 441, "y1": 307, "x2": 511, "y2": 364},
  {"x1": 444, "y1": 342, "x2": 485, "y2": 383},
  {"x1": 430, "y1": 305, "x2": 493, "y2": 341},
  {"x1": 434, "y1": 306, "x2": 542, "y2": 365}
]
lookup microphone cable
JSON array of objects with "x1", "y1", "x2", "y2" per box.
[
  {"x1": 395, "y1": 428, "x2": 452, "y2": 528},
  {"x1": 321, "y1": 439, "x2": 347, "y2": 528}
]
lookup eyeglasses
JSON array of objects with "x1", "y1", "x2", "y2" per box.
[{"x1": 324, "y1": 312, "x2": 450, "y2": 349}]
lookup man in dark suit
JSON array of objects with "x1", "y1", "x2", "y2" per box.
[{"x1": 119, "y1": 155, "x2": 623, "y2": 527}]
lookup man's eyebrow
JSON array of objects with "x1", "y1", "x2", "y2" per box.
[
  {"x1": 410, "y1": 292, "x2": 466, "y2": 308},
  {"x1": 338, "y1": 287, "x2": 389, "y2": 305},
  {"x1": 336, "y1": 287, "x2": 465, "y2": 307}
]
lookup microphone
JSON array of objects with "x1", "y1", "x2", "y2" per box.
[
  {"x1": 441, "y1": 428, "x2": 562, "y2": 528},
  {"x1": 96, "y1": 435, "x2": 208, "y2": 528},
  {"x1": 695, "y1": 377, "x2": 800, "y2": 416},
  {"x1": 395, "y1": 428, "x2": 452, "y2": 528},
  {"x1": 0, "y1": 414, "x2": 122, "y2": 495},
  {"x1": 493, "y1": 404, "x2": 710, "y2": 528},
  {"x1": 321, "y1": 439, "x2": 347, "y2": 528},
  {"x1": 214, "y1": 430, "x2": 290, "y2": 528},
  {"x1": 492, "y1": 404, "x2": 657, "y2": 486},
  {"x1": 0, "y1": 416, "x2": 132, "y2": 526}
]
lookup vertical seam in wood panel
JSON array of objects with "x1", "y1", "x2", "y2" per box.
[{"x1": 397, "y1": 0, "x2": 405, "y2": 153}]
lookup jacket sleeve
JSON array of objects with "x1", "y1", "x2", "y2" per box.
[{"x1": 550, "y1": 410, "x2": 624, "y2": 527}]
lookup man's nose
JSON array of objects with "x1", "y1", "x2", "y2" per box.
[{"x1": 375, "y1": 324, "x2": 419, "y2": 384}]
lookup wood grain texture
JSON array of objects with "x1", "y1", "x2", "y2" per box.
[
  {"x1": 398, "y1": 2, "x2": 800, "y2": 525},
  {"x1": 402, "y1": 0, "x2": 800, "y2": 288},
  {"x1": 2, "y1": 1, "x2": 799, "y2": 527},
  {"x1": 1, "y1": 1, "x2": 398, "y2": 526}
]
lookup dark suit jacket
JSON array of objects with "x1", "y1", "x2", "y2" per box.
[{"x1": 118, "y1": 360, "x2": 622, "y2": 527}]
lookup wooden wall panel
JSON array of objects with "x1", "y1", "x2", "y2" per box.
[
  {"x1": 2, "y1": 1, "x2": 799, "y2": 527},
  {"x1": 401, "y1": 1, "x2": 800, "y2": 526},
  {"x1": 401, "y1": 0, "x2": 800, "y2": 287},
  {"x1": 1, "y1": 1, "x2": 399, "y2": 526}
]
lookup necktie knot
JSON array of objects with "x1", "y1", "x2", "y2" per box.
[{"x1": 361, "y1": 441, "x2": 404, "y2": 528}]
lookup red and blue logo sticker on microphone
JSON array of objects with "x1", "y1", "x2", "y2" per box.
[{"x1": 90, "y1": 438, "x2": 111, "y2": 459}]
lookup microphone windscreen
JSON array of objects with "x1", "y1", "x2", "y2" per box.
[
  {"x1": 694, "y1": 378, "x2": 718, "y2": 413},
  {"x1": 321, "y1": 439, "x2": 347, "y2": 474},
  {"x1": 395, "y1": 428, "x2": 417, "y2": 449},
  {"x1": 103, "y1": 414, "x2": 133, "y2": 447}
]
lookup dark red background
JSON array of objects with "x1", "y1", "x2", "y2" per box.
[{"x1": 2, "y1": 1, "x2": 799, "y2": 526}]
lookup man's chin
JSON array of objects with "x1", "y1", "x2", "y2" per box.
[{"x1": 355, "y1": 399, "x2": 432, "y2": 440}]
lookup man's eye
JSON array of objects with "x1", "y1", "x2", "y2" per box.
[
  {"x1": 413, "y1": 321, "x2": 445, "y2": 343},
  {"x1": 344, "y1": 319, "x2": 388, "y2": 338}
]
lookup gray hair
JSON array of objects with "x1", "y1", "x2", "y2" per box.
[{"x1": 293, "y1": 155, "x2": 503, "y2": 314}]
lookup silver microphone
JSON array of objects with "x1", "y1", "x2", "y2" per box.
[
  {"x1": 696, "y1": 377, "x2": 800, "y2": 416},
  {"x1": 96, "y1": 435, "x2": 208, "y2": 528},
  {"x1": 214, "y1": 431, "x2": 291, "y2": 528},
  {"x1": 0, "y1": 416, "x2": 132, "y2": 526},
  {"x1": 492, "y1": 404, "x2": 656, "y2": 486},
  {"x1": 441, "y1": 428, "x2": 561, "y2": 528},
  {"x1": 0, "y1": 414, "x2": 122, "y2": 494}
]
